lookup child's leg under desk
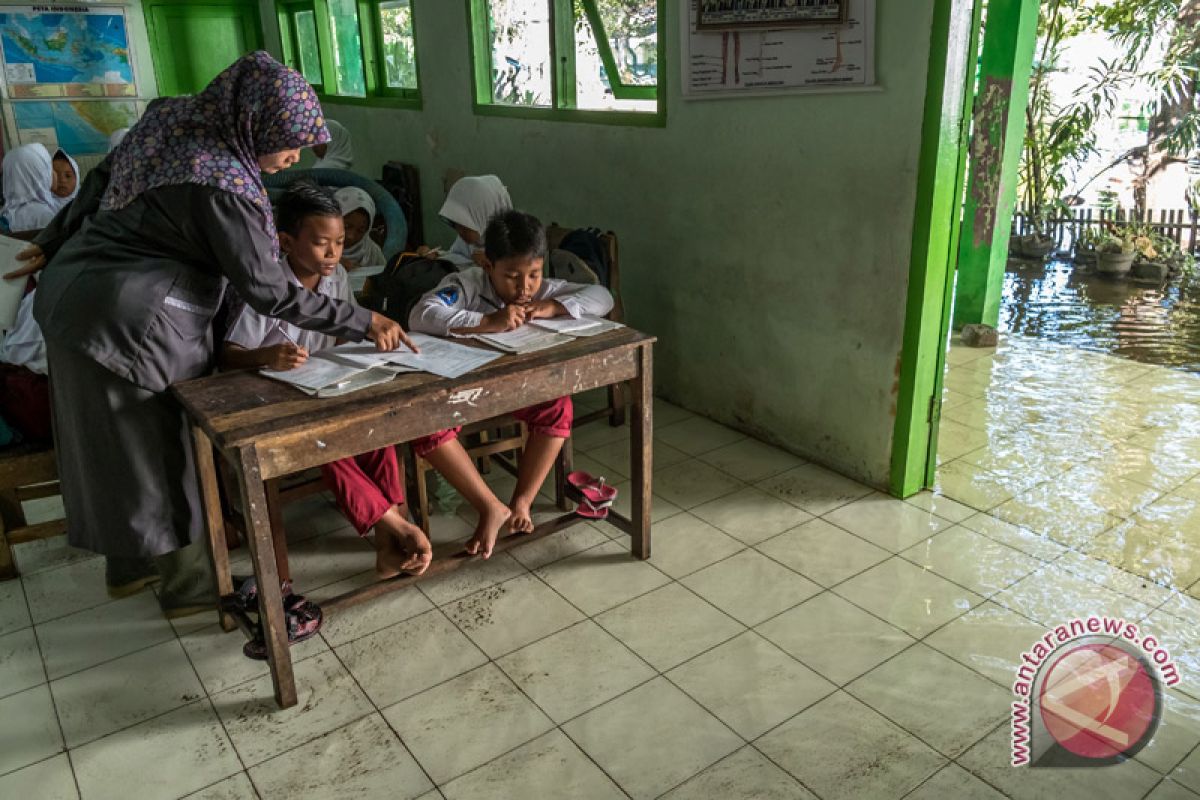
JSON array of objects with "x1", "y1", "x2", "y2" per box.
[
  {"x1": 415, "y1": 431, "x2": 510, "y2": 558},
  {"x1": 508, "y1": 397, "x2": 573, "y2": 532}
]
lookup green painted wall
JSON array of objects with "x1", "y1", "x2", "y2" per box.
[{"x1": 263, "y1": 0, "x2": 944, "y2": 489}]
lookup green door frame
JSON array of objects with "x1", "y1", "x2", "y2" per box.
[
  {"x1": 954, "y1": 0, "x2": 1041, "y2": 330},
  {"x1": 888, "y1": 0, "x2": 984, "y2": 497}
]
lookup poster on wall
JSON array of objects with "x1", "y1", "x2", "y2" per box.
[
  {"x1": 0, "y1": 6, "x2": 140, "y2": 154},
  {"x1": 0, "y1": 6, "x2": 135, "y2": 97},
  {"x1": 696, "y1": 0, "x2": 847, "y2": 31},
  {"x1": 681, "y1": 0, "x2": 876, "y2": 99},
  {"x1": 10, "y1": 99, "x2": 138, "y2": 153}
]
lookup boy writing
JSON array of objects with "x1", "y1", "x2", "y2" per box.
[
  {"x1": 222, "y1": 183, "x2": 432, "y2": 578},
  {"x1": 409, "y1": 210, "x2": 613, "y2": 557}
]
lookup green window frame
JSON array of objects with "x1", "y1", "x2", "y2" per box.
[
  {"x1": 468, "y1": 0, "x2": 664, "y2": 127},
  {"x1": 278, "y1": 1, "x2": 326, "y2": 93},
  {"x1": 277, "y1": 0, "x2": 421, "y2": 108}
]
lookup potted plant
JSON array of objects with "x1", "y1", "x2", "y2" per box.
[
  {"x1": 1073, "y1": 227, "x2": 1101, "y2": 265},
  {"x1": 1096, "y1": 228, "x2": 1137, "y2": 276}
]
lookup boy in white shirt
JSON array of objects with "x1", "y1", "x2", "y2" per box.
[
  {"x1": 409, "y1": 210, "x2": 613, "y2": 557},
  {"x1": 223, "y1": 183, "x2": 430, "y2": 578}
]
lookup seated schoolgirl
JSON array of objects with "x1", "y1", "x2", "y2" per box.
[
  {"x1": 419, "y1": 175, "x2": 512, "y2": 270},
  {"x1": 51, "y1": 149, "x2": 79, "y2": 211},
  {"x1": 1, "y1": 143, "x2": 58, "y2": 232},
  {"x1": 408, "y1": 210, "x2": 613, "y2": 557},
  {"x1": 334, "y1": 186, "x2": 386, "y2": 282},
  {"x1": 220, "y1": 182, "x2": 432, "y2": 578},
  {"x1": 311, "y1": 119, "x2": 353, "y2": 170}
]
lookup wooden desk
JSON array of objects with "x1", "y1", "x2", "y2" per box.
[{"x1": 173, "y1": 328, "x2": 655, "y2": 709}]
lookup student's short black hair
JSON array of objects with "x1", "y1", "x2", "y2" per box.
[
  {"x1": 484, "y1": 209, "x2": 547, "y2": 264},
  {"x1": 275, "y1": 181, "x2": 342, "y2": 236}
]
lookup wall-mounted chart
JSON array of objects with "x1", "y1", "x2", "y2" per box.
[
  {"x1": 681, "y1": 0, "x2": 876, "y2": 99},
  {"x1": 0, "y1": 6, "x2": 140, "y2": 154},
  {"x1": 0, "y1": 7, "x2": 135, "y2": 97}
]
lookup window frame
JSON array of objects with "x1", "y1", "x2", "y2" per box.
[
  {"x1": 366, "y1": 0, "x2": 422, "y2": 101},
  {"x1": 467, "y1": 0, "x2": 665, "y2": 127},
  {"x1": 278, "y1": 0, "x2": 326, "y2": 94},
  {"x1": 277, "y1": 0, "x2": 422, "y2": 109}
]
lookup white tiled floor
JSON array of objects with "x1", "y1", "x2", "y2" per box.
[{"x1": 2, "y1": 348, "x2": 1200, "y2": 798}]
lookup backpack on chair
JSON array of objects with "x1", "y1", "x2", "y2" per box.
[
  {"x1": 362, "y1": 253, "x2": 456, "y2": 325},
  {"x1": 557, "y1": 228, "x2": 612, "y2": 288}
]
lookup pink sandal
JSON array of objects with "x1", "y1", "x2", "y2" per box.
[{"x1": 567, "y1": 471, "x2": 617, "y2": 519}]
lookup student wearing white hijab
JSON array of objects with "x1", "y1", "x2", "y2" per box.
[
  {"x1": 108, "y1": 128, "x2": 130, "y2": 152},
  {"x1": 334, "y1": 186, "x2": 386, "y2": 291},
  {"x1": 311, "y1": 120, "x2": 354, "y2": 170},
  {"x1": 1, "y1": 143, "x2": 58, "y2": 231},
  {"x1": 433, "y1": 175, "x2": 512, "y2": 269},
  {"x1": 50, "y1": 149, "x2": 80, "y2": 212}
]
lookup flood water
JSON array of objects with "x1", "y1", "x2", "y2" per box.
[{"x1": 999, "y1": 258, "x2": 1200, "y2": 373}]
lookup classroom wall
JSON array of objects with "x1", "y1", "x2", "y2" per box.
[{"x1": 264, "y1": 1, "x2": 938, "y2": 489}]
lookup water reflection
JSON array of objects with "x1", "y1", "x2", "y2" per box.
[{"x1": 1000, "y1": 259, "x2": 1200, "y2": 372}]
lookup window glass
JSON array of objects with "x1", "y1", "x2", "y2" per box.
[
  {"x1": 591, "y1": 0, "x2": 657, "y2": 86},
  {"x1": 487, "y1": 0, "x2": 553, "y2": 107},
  {"x1": 294, "y1": 10, "x2": 323, "y2": 85},
  {"x1": 378, "y1": 0, "x2": 418, "y2": 89},
  {"x1": 574, "y1": 2, "x2": 656, "y2": 112},
  {"x1": 328, "y1": 0, "x2": 367, "y2": 96}
]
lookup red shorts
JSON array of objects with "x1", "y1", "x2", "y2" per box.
[
  {"x1": 319, "y1": 446, "x2": 405, "y2": 535},
  {"x1": 413, "y1": 396, "x2": 573, "y2": 459}
]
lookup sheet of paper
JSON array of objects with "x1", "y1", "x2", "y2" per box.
[
  {"x1": 260, "y1": 355, "x2": 362, "y2": 392},
  {"x1": 473, "y1": 326, "x2": 573, "y2": 353},
  {"x1": 528, "y1": 316, "x2": 604, "y2": 334},
  {"x1": 0, "y1": 236, "x2": 31, "y2": 329},
  {"x1": 315, "y1": 366, "x2": 401, "y2": 397},
  {"x1": 557, "y1": 318, "x2": 625, "y2": 337},
  {"x1": 394, "y1": 332, "x2": 503, "y2": 379},
  {"x1": 324, "y1": 341, "x2": 410, "y2": 369}
]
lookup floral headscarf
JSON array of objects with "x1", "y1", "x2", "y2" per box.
[{"x1": 101, "y1": 51, "x2": 329, "y2": 254}]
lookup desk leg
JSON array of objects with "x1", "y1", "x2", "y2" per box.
[
  {"x1": 554, "y1": 438, "x2": 574, "y2": 512},
  {"x1": 236, "y1": 447, "x2": 297, "y2": 709},
  {"x1": 630, "y1": 345, "x2": 653, "y2": 559},
  {"x1": 192, "y1": 427, "x2": 234, "y2": 631}
]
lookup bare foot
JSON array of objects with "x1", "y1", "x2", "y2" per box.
[
  {"x1": 507, "y1": 498, "x2": 535, "y2": 534},
  {"x1": 465, "y1": 501, "x2": 511, "y2": 559},
  {"x1": 375, "y1": 508, "x2": 432, "y2": 578}
]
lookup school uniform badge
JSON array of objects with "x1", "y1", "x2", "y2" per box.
[{"x1": 437, "y1": 286, "x2": 460, "y2": 306}]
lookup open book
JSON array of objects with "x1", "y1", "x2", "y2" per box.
[
  {"x1": 473, "y1": 316, "x2": 625, "y2": 353},
  {"x1": 260, "y1": 356, "x2": 408, "y2": 398},
  {"x1": 260, "y1": 335, "x2": 503, "y2": 396}
]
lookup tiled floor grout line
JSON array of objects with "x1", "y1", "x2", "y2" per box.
[
  {"x1": 946, "y1": 718, "x2": 1018, "y2": 798},
  {"x1": 310, "y1": 643, "x2": 444, "y2": 796},
  {"x1": 340, "y1": 583, "x2": 646, "y2": 799},
  {"x1": 14, "y1": 572, "x2": 81, "y2": 796},
  {"x1": 180, "y1": 770, "x2": 263, "y2": 800},
  {"x1": 170, "y1": 616, "x2": 263, "y2": 798}
]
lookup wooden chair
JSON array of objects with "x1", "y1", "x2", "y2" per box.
[
  {"x1": 402, "y1": 421, "x2": 574, "y2": 536},
  {"x1": 546, "y1": 223, "x2": 627, "y2": 428},
  {"x1": 0, "y1": 443, "x2": 66, "y2": 580},
  {"x1": 217, "y1": 463, "x2": 331, "y2": 584}
]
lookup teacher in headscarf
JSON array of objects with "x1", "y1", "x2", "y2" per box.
[{"x1": 5, "y1": 51, "x2": 410, "y2": 618}]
